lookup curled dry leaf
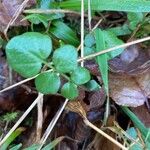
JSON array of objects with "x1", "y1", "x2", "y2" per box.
[
  {"x1": 88, "y1": 87, "x2": 106, "y2": 110},
  {"x1": 109, "y1": 45, "x2": 150, "y2": 75},
  {"x1": 0, "y1": 0, "x2": 36, "y2": 32},
  {"x1": 109, "y1": 71, "x2": 150, "y2": 107}
]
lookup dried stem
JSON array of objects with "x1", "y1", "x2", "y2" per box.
[
  {"x1": 36, "y1": 94, "x2": 44, "y2": 142},
  {"x1": 0, "y1": 93, "x2": 44, "y2": 146},
  {"x1": 38, "y1": 99, "x2": 69, "y2": 150},
  {"x1": 84, "y1": 119, "x2": 128, "y2": 150}
]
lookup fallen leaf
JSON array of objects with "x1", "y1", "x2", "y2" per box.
[
  {"x1": 109, "y1": 45, "x2": 150, "y2": 75},
  {"x1": 88, "y1": 87, "x2": 106, "y2": 110},
  {"x1": 131, "y1": 105, "x2": 150, "y2": 127},
  {"x1": 0, "y1": 0, "x2": 36, "y2": 32},
  {"x1": 109, "y1": 71, "x2": 150, "y2": 107}
]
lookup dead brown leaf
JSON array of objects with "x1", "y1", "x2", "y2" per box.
[
  {"x1": 109, "y1": 45, "x2": 150, "y2": 75},
  {"x1": 0, "y1": 0, "x2": 36, "y2": 32},
  {"x1": 109, "y1": 70, "x2": 150, "y2": 107},
  {"x1": 88, "y1": 87, "x2": 106, "y2": 110},
  {"x1": 131, "y1": 105, "x2": 150, "y2": 127}
]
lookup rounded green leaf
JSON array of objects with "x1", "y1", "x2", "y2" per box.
[
  {"x1": 84, "y1": 33, "x2": 95, "y2": 48},
  {"x1": 84, "y1": 80, "x2": 101, "y2": 91},
  {"x1": 6, "y1": 32, "x2": 52, "y2": 78},
  {"x1": 52, "y1": 45, "x2": 78, "y2": 73},
  {"x1": 70, "y1": 67, "x2": 91, "y2": 85},
  {"x1": 61, "y1": 82, "x2": 78, "y2": 100},
  {"x1": 35, "y1": 72, "x2": 60, "y2": 94}
]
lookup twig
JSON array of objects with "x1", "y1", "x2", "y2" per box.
[
  {"x1": 88, "y1": 0, "x2": 92, "y2": 30},
  {"x1": 36, "y1": 94, "x2": 44, "y2": 142},
  {"x1": 84, "y1": 119, "x2": 128, "y2": 150},
  {"x1": 38, "y1": 99, "x2": 69, "y2": 150},
  {"x1": 81, "y1": 0, "x2": 84, "y2": 67},
  {"x1": 0, "y1": 93, "x2": 43, "y2": 146}
]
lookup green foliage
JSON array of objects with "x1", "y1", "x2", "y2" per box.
[
  {"x1": 103, "y1": 30, "x2": 124, "y2": 60},
  {"x1": 1, "y1": 112, "x2": 18, "y2": 122},
  {"x1": 84, "y1": 33, "x2": 95, "y2": 48},
  {"x1": 70, "y1": 67, "x2": 91, "y2": 85},
  {"x1": 84, "y1": 80, "x2": 101, "y2": 91},
  {"x1": 126, "y1": 128, "x2": 142, "y2": 150},
  {"x1": 52, "y1": 45, "x2": 78, "y2": 73},
  {"x1": 35, "y1": 71, "x2": 61, "y2": 94},
  {"x1": 42, "y1": 136, "x2": 64, "y2": 150},
  {"x1": 61, "y1": 82, "x2": 78, "y2": 100},
  {"x1": 1, "y1": 128, "x2": 25, "y2": 150},
  {"x1": 107, "y1": 24, "x2": 131, "y2": 36},
  {"x1": 50, "y1": 21, "x2": 79, "y2": 46},
  {"x1": 121, "y1": 106, "x2": 150, "y2": 145},
  {"x1": 94, "y1": 29, "x2": 108, "y2": 93},
  {"x1": 58, "y1": 0, "x2": 150, "y2": 12},
  {"x1": 10, "y1": 144, "x2": 22, "y2": 150},
  {"x1": 127, "y1": 12, "x2": 144, "y2": 30},
  {"x1": 6, "y1": 32, "x2": 52, "y2": 78}
]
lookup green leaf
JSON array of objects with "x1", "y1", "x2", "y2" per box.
[
  {"x1": 59, "y1": 0, "x2": 150, "y2": 12},
  {"x1": 84, "y1": 80, "x2": 101, "y2": 91},
  {"x1": 127, "y1": 12, "x2": 143, "y2": 30},
  {"x1": 61, "y1": 82, "x2": 78, "y2": 100},
  {"x1": 10, "y1": 144, "x2": 22, "y2": 150},
  {"x1": 107, "y1": 24, "x2": 131, "y2": 36},
  {"x1": 84, "y1": 33, "x2": 95, "y2": 48},
  {"x1": 42, "y1": 136, "x2": 64, "y2": 150},
  {"x1": 104, "y1": 30, "x2": 124, "y2": 60},
  {"x1": 24, "y1": 14, "x2": 49, "y2": 27},
  {"x1": 121, "y1": 107, "x2": 149, "y2": 140},
  {"x1": 84, "y1": 47, "x2": 95, "y2": 57},
  {"x1": 70, "y1": 67, "x2": 91, "y2": 85},
  {"x1": 35, "y1": 72, "x2": 60, "y2": 94},
  {"x1": 23, "y1": 144, "x2": 40, "y2": 150},
  {"x1": 52, "y1": 45, "x2": 78, "y2": 73},
  {"x1": 6, "y1": 32, "x2": 52, "y2": 78},
  {"x1": 1, "y1": 128, "x2": 25, "y2": 150},
  {"x1": 94, "y1": 29, "x2": 108, "y2": 93},
  {"x1": 50, "y1": 21, "x2": 79, "y2": 46}
]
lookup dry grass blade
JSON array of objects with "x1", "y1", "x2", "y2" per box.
[
  {"x1": 84, "y1": 119, "x2": 128, "y2": 150},
  {"x1": 38, "y1": 99, "x2": 69, "y2": 150},
  {"x1": 36, "y1": 94, "x2": 44, "y2": 142},
  {"x1": 0, "y1": 93, "x2": 43, "y2": 146},
  {"x1": 24, "y1": 9, "x2": 81, "y2": 16},
  {"x1": 81, "y1": 0, "x2": 84, "y2": 67}
]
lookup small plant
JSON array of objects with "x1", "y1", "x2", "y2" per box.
[{"x1": 6, "y1": 32, "x2": 91, "y2": 100}]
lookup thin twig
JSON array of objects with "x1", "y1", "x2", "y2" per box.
[
  {"x1": 88, "y1": 0, "x2": 92, "y2": 30},
  {"x1": 84, "y1": 119, "x2": 128, "y2": 150},
  {"x1": 38, "y1": 99, "x2": 69, "y2": 150},
  {"x1": 36, "y1": 94, "x2": 44, "y2": 142},
  {"x1": 81, "y1": 0, "x2": 84, "y2": 67},
  {"x1": 0, "y1": 93, "x2": 44, "y2": 146}
]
